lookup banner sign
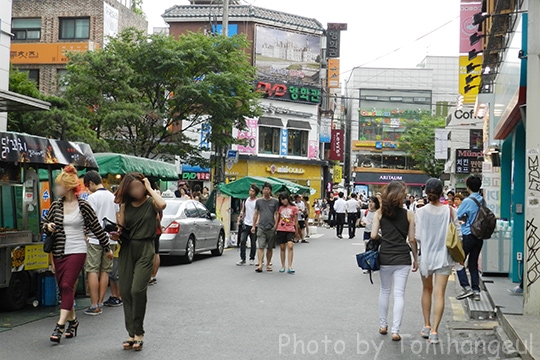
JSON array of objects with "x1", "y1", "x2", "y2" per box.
[
  {"x1": 280, "y1": 129, "x2": 289, "y2": 156},
  {"x1": 319, "y1": 117, "x2": 332, "y2": 143},
  {"x1": 327, "y1": 58, "x2": 340, "y2": 88},
  {"x1": 329, "y1": 129, "x2": 344, "y2": 161},
  {"x1": 460, "y1": 1, "x2": 483, "y2": 53},
  {"x1": 237, "y1": 118, "x2": 258, "y2": 154},
  {"x1": 308, "y1": 140, "x2": 318, "y2": 159}
]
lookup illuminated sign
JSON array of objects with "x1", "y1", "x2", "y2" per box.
[
  {"x1": 256, "y1": 80, "x2": 321, "y2": 105},
  {"x1": 456, "y1": 149, "x2": 484, "y2": 174}
]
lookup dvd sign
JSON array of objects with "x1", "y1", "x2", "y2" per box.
[{"x1": 182, "y1": 172, "x2": 210, "y2": 181}]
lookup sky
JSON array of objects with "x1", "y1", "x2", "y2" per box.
[{"x1": 142, "y1": 0, "x2": 461, "y2": 82}]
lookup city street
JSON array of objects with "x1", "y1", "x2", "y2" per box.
[{"x1": 0, "y1": 227, "x2": 510, "y2": 359}]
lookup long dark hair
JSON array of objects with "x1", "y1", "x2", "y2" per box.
[
  {"x1": 114, "y1": 172, "x2": 146, "y2": 204},
  {"x1": 381, "y1": 181, "x2": 406, "y2": 218},
  {"x1": 278, "y1": 192, "x2": 293, "y2": 206}
]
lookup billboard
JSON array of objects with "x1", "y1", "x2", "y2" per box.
[
  {"x1": 255, "y1": 25, "x2": 321, "y2": 86},
  {"x1": 237, "y1": 118, "x2": 258, "y2": 154},
  {"x1": 104, "y1": 2, "x2": 119, "y2": 46},
  {"x1": 460, "y1": 1, "x2": 482, "y2": 54},
  {"x1": 10, "y1": 42, "x2": 96, "y2": 65}
]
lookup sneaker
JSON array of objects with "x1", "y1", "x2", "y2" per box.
[
  {"x1": 249, "y1": 259, "x2": 255, "y2": 266},
  {"x1": 148, "y1": 278, "x2": 157, "y2": 285},
  {"x1": 84, "y1": 306, "x2": 102, "y2": 316},
  {"x1": 473, "y1": 291, "x2": 481, "y2": 301},
  {"x1": 456, "y1": 288, "x2": 474, "y2": 300},
  {"x1": 103, "y1": 296, "x2": 114, "y2": 307},
  {"x1": 236, "y1": 260, "x2": 246, "y2": 266},
  {"x1": 508, "y1": 286, "x2": 524, "y2": 295},
  {"x1": 109, "y1": 297, "x2": 123, "y2": 307}
]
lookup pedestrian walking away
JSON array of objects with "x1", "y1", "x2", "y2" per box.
[
  {"x1": 371, "y1": 181, "x2": 418, "y2": 342},
  {"x1": 294, "y1": 194, "x2": 307, "y2": 243},
  {"x1": 43, "y1": 165, "x2": 113, "y2": 344},
  {"x1": 455, "y1": 175, "x2": 484, "y2": 302},
  {"x1": 361, "y1": 196, "x2": 380, "y2": 274},
  {"x1": 333, "y1": 192, "x2": 347, "y2": 238},
  {"x1": 327, "y1": 194, "x2": 336, "y2": 228},
  {"x1": 83, "y1": 170, "x2": 119, "y2": 316},
  {"x1": 275, "y1": 193, "x2": 298, "y2": 274},
  {"x1": 346, "y1": 193, "x2": 360, "y2": 239},
  {"x1": 415, "y1": 178, "x2": 463, "y2": 345},
  {"x1": 114, "y1": 172, "x2": 167, "y2": 351},
  {"x1": 237, "y1": 184, "x2": 259, "y2": 266},
  {"x1": 252, "y1": 182, "x2": 280, "y2": 273}
]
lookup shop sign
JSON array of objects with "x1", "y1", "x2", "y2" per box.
[
  {"x1": 456, "y1": 149, "x2": 484, "y2": 174},
  {"x1": 237, "y1": 118, "x2": 258, "y2": 154},
  {"x1": 320, "y1": 117, "x2": 332, "y2": 143},
  {"x1": 360, "y1": 109, "x2": 429, "y2": 118},
  {"x1": 326, "y1": 23, "x2": 347, "y2": 58},
  {"x1": 333, "y1": 166, "x2": 343, "y2": 183},
  {"x1": 327, "y1": 59, "x2": 340, "y2": 88},
  {"x1": 256, "y1": 80, "x2": 321, "y2": 105},
  {"x1": 267, "y1": 165, "x2": 305, "y2": 175},
  {"x1": 353, "y1": 140, "x2": 399, "y2": 149},
  {"x1": 10, "y1": 42, "x2": 97, "y2": 65},
  {"x1": 280, "y1": 129, "x2": 288, "y2": 156},
  {"x1": 379, "y1": 175, "x2": 403, "y2": 181},
  {"x1": 24, "y1": 244, "x2": 49, "y2": 270},
  {"x1": 182, "y1": 172, "x2": 210, "y2": 181},
  {"x1": 308, "y1": 140, "x2": 319, "y2": 159},
  {"x1": 329, "y1": 129, "x2": 343, "y2": 161}
]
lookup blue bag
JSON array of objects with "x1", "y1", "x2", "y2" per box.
[{"x1": 356, "y1": 250, "x2": 380, "y2": 284}]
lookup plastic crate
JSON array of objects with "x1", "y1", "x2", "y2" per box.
[{"x1": 39, "y1": 272, "x2": 58, "y2": 307}]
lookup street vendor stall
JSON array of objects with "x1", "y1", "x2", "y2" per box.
[{"x1": 0, "y1": 131, "x2": 97, "y2": 310}]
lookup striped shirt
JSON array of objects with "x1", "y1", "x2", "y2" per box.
[{"x1": 43, "y1": 198, "x2": 111, "y2": 258}]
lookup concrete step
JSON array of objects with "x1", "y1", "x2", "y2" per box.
[
  {"x1": 462, "y1": 290, "x2": 497, "y2": 320},
  {"x1": 498, "y1": 310, "x2": 540, "y2": 360}
]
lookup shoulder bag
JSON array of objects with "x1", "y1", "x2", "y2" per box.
[{"x1": 446, "y1": 206, "x2": 465, "y2": 263}]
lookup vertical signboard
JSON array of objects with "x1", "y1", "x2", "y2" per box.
[
  {"x1": 460, "y1": 1, "x2": 483, "y2": 53},
  {"x1": 327, "y1": 58, "x2": 340, "y2": 88},
  {"x1": 333, "y1": 166, "x2": 343, "y2": 183},
  {"x1": 308, "y1": 140, "x2": 319, "y2": 159},
  {"x1": 329, "y1": 129, "x2": 344, "y2": 161},
  {"x1": 280, "y1": 128, "x2": 289, "y2": 156},
  {"x1": 319, "y1": 116, "x2": 332, "y2": 143},
  {"x1": 326, "y1": 23, "x2": 347, "y2": 58},
  {"x1": 103, "y1": 2, "x2": 119, "y2": 46},
  {"x1": 459, "y1": 55, "x2": 483, "y2": 103},
  {"x1": 200, "y1": 123, "x2": 211, "y2": 150},
  {"x1": 237, "y1": 118, "x2": 258, "y2": 154}
]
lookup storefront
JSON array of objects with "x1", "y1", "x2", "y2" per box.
[
  {"x1": 180, "y1": 164, "x2": 211, "y2": 192},
  {"x1": 353, "y1": 168, "x2": 430, "y2": 196},
  {"x1": 225, "y1": 155, "x2": 325, "y2": 199}
]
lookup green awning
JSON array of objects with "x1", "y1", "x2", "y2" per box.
[
  {"x1": 93, "y1": 153, "x2": 179, "y2": 181},
  {"x1": 217, "y1": 176, "x2": 314, "y2": 199}
]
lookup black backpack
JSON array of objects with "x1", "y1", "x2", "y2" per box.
[{"x1": 469, "y1": 197, "x2": 497, "y2": 239}]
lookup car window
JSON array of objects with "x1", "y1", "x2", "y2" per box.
[
  {"x1": 163, "y1": 201, "x2": 182, "y2": 217},
  {"x1": 194, "y1": 202, "x2": 210, "y2": 218},
  {"x1": 184, "y1": 202, "x2": 199, "y2": 218}
]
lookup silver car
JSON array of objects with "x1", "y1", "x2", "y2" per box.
[{"x1": 160, "y1": 199, "x2": 225, "y2": 263}]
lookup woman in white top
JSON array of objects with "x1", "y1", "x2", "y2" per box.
[{"x1": 415, "y1": 178, "x2": 462, "y2": 345}]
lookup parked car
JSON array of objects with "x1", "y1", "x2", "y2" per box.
[{"x1": 160, "y1": 199, "x2": 225, "y2": 263}]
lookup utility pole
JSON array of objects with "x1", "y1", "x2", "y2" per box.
[{"x1": 222, "y1": 0, "x2": 229, "y2": 36}]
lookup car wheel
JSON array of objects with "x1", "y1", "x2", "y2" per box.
[
  {"x1": 211, "y1": 231, "x2": 225, "y2": 256},
  {"x1": 182, "y1": 236, "x2": 195, "y2": 264},
  {"x1": 0, "y1": 271, "x2": 30, "y2": 311}
]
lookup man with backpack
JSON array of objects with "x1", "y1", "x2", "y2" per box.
[{"x1": 455, "y1": 175, "x2": 495, "y2": 301}]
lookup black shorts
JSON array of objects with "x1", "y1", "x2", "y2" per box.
[
  {"x1": 154, "y1": 234, "x2": 161, "y2": 254},
  {"x1": 298, "y1": 220, "x2": 306, "y2": 229},
  {"x1": 275, "y1": 231, "x2": 295, "y2": 244}
]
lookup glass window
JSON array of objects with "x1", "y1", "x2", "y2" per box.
[
  {"x1": 258, "y1": 126, "x2": 280, "y2": 155},
  {"x1": 12, "y1": 18, "x2": 41, "y2": 40},
  {"x1": 59, "y1": 18, "x2": 90, "y2": 39},
  {"x1": 163, "y1": 201, "x2": 182, "y2": 216},
  {"x1": 287, "y1": 130, "x2": 308, "y2": 156},
  {"x1": 184, "y1": 202, "x2": 199, "y2": 218},
  {"x1": 194, "y1": 202, "x2": 209, "y2": 218}
]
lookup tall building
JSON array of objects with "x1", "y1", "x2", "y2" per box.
[
  {"x1": 0, "y1": 0, "x2": 49, "y2": 131},
  {"x1": 10, "y1": 0, "x2": 147, "y2": 95},
  {"x1": 163, "y1": 4, "x2": 326, "y2": 197},
  {"x1": 344, "y1": 56, "x2": 459, "y2": 195}
]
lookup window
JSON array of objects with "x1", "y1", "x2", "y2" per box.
[
  {"x1": 287, "y1": 130, "x2": 308, "y2": 157},
  {"x1": 18, "y1": 69, "x2": 39, "y2": 87},
  {"x1": 12, "y1": 18, "x2": 41, "y2": 40},
  {"x1": 194, "y1": 202, "x2": 210, "y2": 218},
  {"x1": 258, "y1": 126, "x2": 280, "y2": 155},
  {"x1": 59, "y1": 18, "x2": 90, "y2": 40},
  {"x1": 184, "y1": 202, "x2": 199, "y2": 218}
]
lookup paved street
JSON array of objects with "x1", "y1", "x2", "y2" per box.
[{"x1": 0, "y1": 227, "x2": 512, "y2": 359}]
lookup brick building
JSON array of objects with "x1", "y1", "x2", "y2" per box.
[{"x1": 10, "y1": 0, "x2": 147, "y2": 95}]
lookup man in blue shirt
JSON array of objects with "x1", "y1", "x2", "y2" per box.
[{"x1": 455, "y1": 175, "x2": 484, "y2": 301}]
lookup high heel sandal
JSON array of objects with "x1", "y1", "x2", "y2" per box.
[
  {"x1": 133, "y1": 340, "x2": 144, "y2": 351},
  {"x1": 65, "y1": 318, "x2": 79, "y2": 338},
  {"x1": 123, "y1": 340, "x2": 135, "y2": 350},
  {"x1": 50, "y1": 323, "x2": 65, "y2": 343}
]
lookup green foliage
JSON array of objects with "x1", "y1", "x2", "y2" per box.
[
  {"x1": 7, "y1": 68, "x2": 106, "y2": 150},
  {"x1": 131, "y1": 0, "x2": 144, "y2": 15},
  {"x1": 399, "y1": 115, "x2": 446, "y2": 178},
  {"x1": 64, "y1": 28, "x2": 260, "y2": 163}
]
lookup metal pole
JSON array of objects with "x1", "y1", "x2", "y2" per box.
[{"x1": 223, "y1": 0, "x2": 229, "y2": 36}]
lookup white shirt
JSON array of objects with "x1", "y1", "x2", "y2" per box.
[
  {"x1": 295, "y1": 200, "x2": 306, "y2": 220},
  {"x1": 64, "y1": 210, "x2": 87, "y2": 254},
  {"x1": 334, "y1": 198, "x2": 347, "y2": 213},
  {"x1": 346, "y1": 199, "x2": 359, "y2": 213},
  {"x1": 243, "y1": 197, "x2": 257, "y2": 226},
  {"x1": 87, "y1": 188, "x2": 118, "y2": 245}
]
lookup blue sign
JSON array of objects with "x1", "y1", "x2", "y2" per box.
[
  {"x1": 280, "y1": 129, "x2": 289, "y2": 156},
  {"x1": 226, "y1": 150, "x2": 238, "y2": 159},
  {"x1": 200, "y1": 123, "x2": 211, "y2": 150},
  {"x1": 42, "y1": 189, "x2": 50, "y2": 202},
  {"x1": 211, "y1": 24, "x2": 238, "y2": 36},
  {"x1": 41, "y1": 209, "x2": 49, "y2": 219}
]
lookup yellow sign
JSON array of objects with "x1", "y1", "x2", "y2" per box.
[
  {"x1": 333, "y1": 166, "x2": 343, "y2": 183},
  {"x1": 327, "y1": 59, "x2": 340, "y2": 88},
  {"x1": 459, "y1": 55, "x2": 483, "y2": 104},
  {"x1": 24, "y1": 244, "x2": 49, "y2": 270},
  {"x1": 10, "y1": 42, "x2": 97, "y2": 65}
]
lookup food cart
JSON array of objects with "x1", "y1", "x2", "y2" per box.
[{"x1": 0, "y1": 131, "x2": 97, "y2": 310}]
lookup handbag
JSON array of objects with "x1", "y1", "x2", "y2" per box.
[
  {"x1": 103, "y1": 217, "x2": 131, "y2": 244},
  {"x1": 43, "y1": 233, "x2": 55, "y2": 253},
  {"x1": 356, "y1": 250, "x2": 380, "y2": 285},
  {"x1": 446, "y1": 206, "x2": 465, "y2": 264}
]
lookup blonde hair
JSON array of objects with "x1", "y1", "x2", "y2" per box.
[{"x1": 56, "y1": 165, "x2": 83, "y2": 196}]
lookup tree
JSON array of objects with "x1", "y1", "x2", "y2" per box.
[
  {"x1": 7, "y1": 68, "x2": 106, "y2": 150},
  {"x1": 400, "y1": 115, "x2": 446, "y2": 178},
  {"x1": 64, "y1": 29, "x2": 261, "y2": 164}
]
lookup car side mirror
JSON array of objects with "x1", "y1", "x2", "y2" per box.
[{"x1": 210, "y1": 213, "x2": 217, "y2": 220}]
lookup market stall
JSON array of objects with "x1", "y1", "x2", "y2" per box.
[{"x1": 0, "y1": 131, "x2": 97, "y2": 310}]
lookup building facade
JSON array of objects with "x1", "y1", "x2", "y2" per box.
[
  {"x1": 163, "y1": 4, "x2": 326, "y2": 197},
  {"x1": 10, "y1": 0, "x2": 147, "y2": 95}
]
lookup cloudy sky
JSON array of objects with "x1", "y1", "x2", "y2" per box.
[{"x1": 143, "y1": 0, "x2": 460, "y2": 82}]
